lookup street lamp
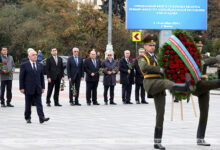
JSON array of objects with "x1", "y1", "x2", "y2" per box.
[{"x1": 105, "y1": 0, "x2": 114, "y2": 58}]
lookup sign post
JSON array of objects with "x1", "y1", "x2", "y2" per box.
[{"x1": 132, "y1": 32, "x2": 141, "y2": 57}]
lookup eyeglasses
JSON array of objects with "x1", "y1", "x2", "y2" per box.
[
  {"x1": 31, "y1": 54, "x2": 37, "y2": 56},
  {"x1": 149, "y1": 44, "x2": 155, "y2": 46},
  {"x1": 74, "y1": 51, "x2": 79, "y2": 53},
  {"x1": 108, "y1": 55, "x2": 112, "y2": 56}
]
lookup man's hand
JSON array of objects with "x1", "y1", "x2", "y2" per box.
[
  {"x1": 61, "y1": 77, "x2": 64, "y2": 81},
  {"x1": 91, "y1": 73, "x2": 95, "y2": 76},
  {"x1": 107, "y1": 71, "x2": 112, "y2": 75},
  {"x1": 81, "y1": 77, "x2": 84, "y2": 81},
  {"x1": 68, "y1": 78, "x2": 72, "y2": 82},
  {"x1": 20, "y1": 89, "x2": 25, "y2": 94},
  {"x1": 42, "y1": 89, "x2": 45, "y2": 93},
  {"x1": 128, "y1": 69, "x2": 131, "y2": 74},
  {"x1": 48, "y1": 78, "x2": 51, "y2": 83},
  {"x1": 112, "y1": 71, "x2": 116, "y2": 74}
]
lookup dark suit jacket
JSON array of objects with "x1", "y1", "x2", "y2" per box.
[
  {"x1": 101, "y1": 59, "x2": 118, "y2": 86},
  {"x1": 46, "y1": 56, "x2": 64, "y2": 80},
  {"x1": 67, "y1": 56, "x2": 84, "y2": 81},
  {"x1": 119, "y1": 57, "x2": 134, "y2": 85},
  {"x1": 19, "y1": 61, "x2": 45, "y2": 95},
  {"x1": 84, "y1": 58, "x2": 101, "y2": 82},
  {"x1": 134, "y1": 58, "x2": 144, "y2": 85}
]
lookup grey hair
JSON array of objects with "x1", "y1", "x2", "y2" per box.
[
  {"x1": 27, "y1": 48, "x2": 35, "y2": 54},
  {"x1": 28, "y1": 49, "x2": 37, "y2": 56},
  {"x1": 72, "y1": 47, "x2": 79, "y2": 52},
  {"x1": 138, "y1": 48, "x2": 145, "y2": 52}
]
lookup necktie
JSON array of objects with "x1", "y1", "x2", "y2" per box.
[
  {"x1": 33, "y1": 62, "x2": 37, "y2": 71},
  {"x1": 93, "y1": 59, "x2": 96, "y2": 68},
  {"x1": 75, "y1": 57, "x2": 78, "y2": 66}
]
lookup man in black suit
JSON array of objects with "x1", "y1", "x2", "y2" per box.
[
  {"x1": 84, "y1": 50, "x2": 101, "y2": 105},
  {"x1": 67, "y1": 47, "x2": 84, "y2": 106},
  {"x1": 119, "y1": 50, "x2": 135, "y2": 104},
  {"x1": 134, "y1": 48, "x2": 148, "y2": 104},
  {"x1": 19, "y1": 49, "x2": 49, "y2": 124},
  {"x1": 46, "y1": 48, "x2": 64, "y2": 107}
]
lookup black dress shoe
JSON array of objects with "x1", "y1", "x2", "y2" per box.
[
  {"x1": 47, "y1": 103, "x2": 51, "y2": 107},
  {"x1": 93, "y1": 102, "x2": 100, "y2": 105},
  {"x1": 7, "y1": 104, "x2": 14, "y2": 107},
  {"x1": 126, "y1": 101, "x2": 133, "y2": 104},
  {"x1": 141, "y1": 101, "x2": 149, "y2": 104},
  {"x1": 74, "y1": 103, "x2": 81, "y2": 106},
  {"x1": 197, "y1": 139, "x2": 211, "y2": 146},
  {"x1": 110, "y1": 102, "x2": 117, "y2": 105},
  {"x1": 87, "y1": 103, "x2": 91, "y2": 106},
  {"x1": 1, "y1": 104, "x2": 6, "y2": 107},
  {"x1": 55, "y1": 103, "x2": 62, "y2": 107},
  {"x1": 26, "y1": 119, "x2": 31, "y2": 124},
  {"x1": 136, "y1": 101, "x2": 141, "y2": 104},
  {"x1": 154, "y1": 143, "x2": 166, "y2": 150},
  {"x1": 40, "y1": 117, "x2": 50, "y2": 124},
  {"x1": 105, "y1": 102, "x2": 108, "y2": 105}
]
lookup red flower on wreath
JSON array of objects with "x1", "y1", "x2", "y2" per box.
[
  {"x1": 106, "y1": 67, "x2": 109, "y2": 70},
  {"x1": 163, "y1": 58, "x2": 168, "y2": 62},
  {"x1": 164, "y1": 51, "x2": 169, "y2": 55},
  {"x1": 169, "y1": 64, "x2": 176, "y2": 69},
  {"x1": 167, "y1": 45, "x2": 172, "y2": 50},
  {"x1": 163, "y1": 64, "x2": 168, "y2": 68},
  {"x1": 3, "y1": 61, "x2": 7, "y2": 65}
]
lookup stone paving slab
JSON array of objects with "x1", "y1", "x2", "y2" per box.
[{"x1": 0, "y1": 79, "x2": 220, "y2": 150}]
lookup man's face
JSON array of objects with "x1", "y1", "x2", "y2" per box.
[
  {"x1": 29, "y1": 51, "x2": 37, "y2": 62},
  {"x1": 90, "y1": 51, "x2": 96, "y2": 59},
  {"x1": 73, "y1": 48, "x2": 79, "y2": 56},
  {"x1": 51, "y1": 49, "x2": 57, "y2": 56},
  {"x1": 1, "y1": 48, "x2": 7, "y2": 55},
  {"x1": 139, "y1": 49, "x2": 145, "y2": 56},
  {"x1": 124, "y1": 51, "x2": 130, "y2": 58},
  {"x1": 144, "y1": 44, "x2": 155, "y2": 53},
  {"x1": 107, "y1": 52, "x2": 113, "y2": 60}
]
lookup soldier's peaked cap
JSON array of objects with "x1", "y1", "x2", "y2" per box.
[{"x1": 142, "y1": 34, "x2": 158, "y2": 45}]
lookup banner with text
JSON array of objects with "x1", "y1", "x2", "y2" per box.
[{"x1": 126, "y1": 0, "x2": 207, "y2": 30}]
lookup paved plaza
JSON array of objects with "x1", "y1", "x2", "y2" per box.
[{"x1": 0, "y1": 74, "x2": 220, "y2": 150}]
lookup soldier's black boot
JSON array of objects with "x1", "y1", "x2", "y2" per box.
[
  {"x1": 197, "y1": 122, "x2": 210, "y2": 146},
  {"x1": 172, "y1": 73, "x2": 193, "y2": 92},
  {"x1": 154, "y1": 126, "x2": 166, "y2": 150}
]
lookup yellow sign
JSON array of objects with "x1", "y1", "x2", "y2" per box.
[{"x1": 132, "y1": 32, "x2": 141, "y2": 42}]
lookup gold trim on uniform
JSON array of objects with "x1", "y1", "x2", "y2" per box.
[{"x1": 144, "y1": 74, "x2": 161, "y2": 78}]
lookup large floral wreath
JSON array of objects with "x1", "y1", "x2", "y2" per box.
[{"x1": 158, "y1": 29, "x2": 203, "y2": 100}]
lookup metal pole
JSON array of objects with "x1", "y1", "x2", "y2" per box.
[
  {"x1": 105, "y1": 0, "x2": 114, "y2": 58},
  {"x1": 135, "y1": 42, "x2": 138, "y2": 58}
]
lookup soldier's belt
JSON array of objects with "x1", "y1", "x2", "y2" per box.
[
  {"x1": 201, "y1": 75, "x2": 207, "y2": 79},
  {"x1": 144, "y1": 74, "x2": 161, "y2": 78}
]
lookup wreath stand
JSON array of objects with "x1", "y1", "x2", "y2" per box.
[{"x1": 171, "y1": 94, "x2": 197, "y2": 121}]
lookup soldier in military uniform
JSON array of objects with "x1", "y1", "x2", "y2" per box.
[
  {"x1": 138, "y1": 34, "x2": 193, "y2": 150},
  {"x1": 192, "y1": 35, "x2": 220, "y2": 146}
]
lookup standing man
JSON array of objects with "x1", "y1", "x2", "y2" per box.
[
  {"x1": 119, "y1": 50, "x2": 134, "y2": 104},
  {"x1": 46, "y1": 48, "x2": 64, "y2": 107},
  {"x1": 37, "y1": 50, "x2": 43, "y2": 62},
  {"x1": 19, "y1": 49, "x2": 49, "y2": 124},
  {"x1": 138, "y1": 34, "x2": 193, "y2": 150},
  {"x1": 0, "y1": 46, "x2": 15, "y2": 107},
  {"x1": 192, "y1": 35, "x2": 220, "y2": 146},
  {"x1": 134, "y1": 48, "x2": 148, "y2": 104},
  {"x1": 84, "y1": 50, "x2": 101, "y2": 105},
  {"x1": 67, "y1": 47, "x2": 84, "y2": 106},
  {"x1": 101, "y1": 51, "x2": 118, "y2": 105}
]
